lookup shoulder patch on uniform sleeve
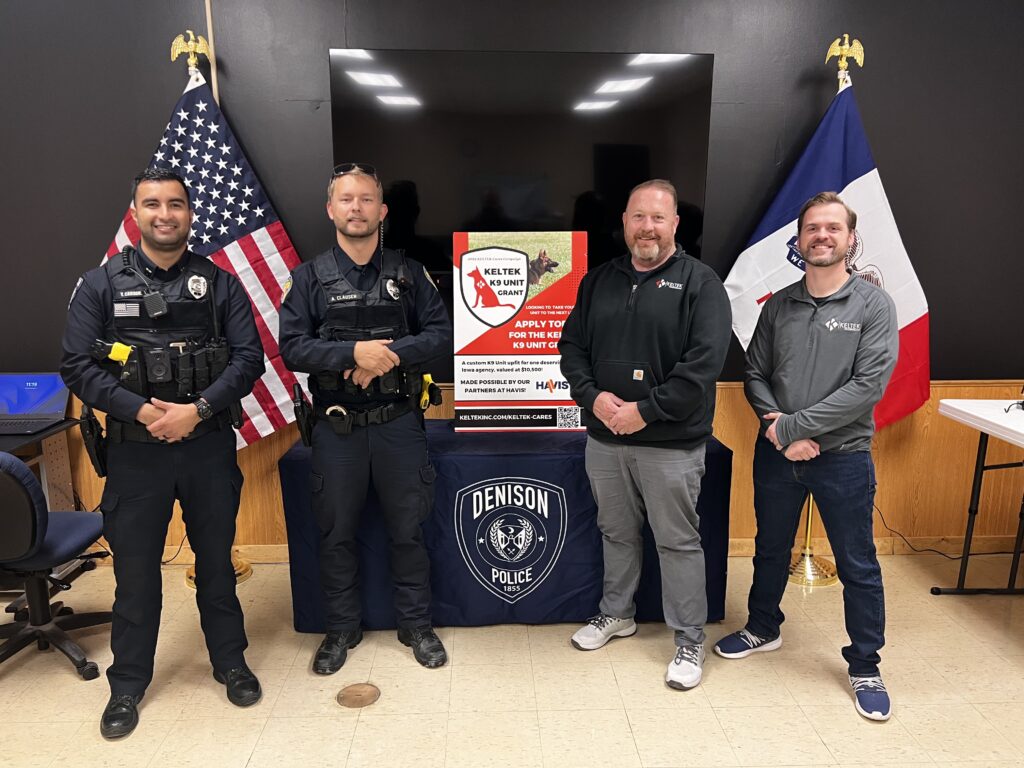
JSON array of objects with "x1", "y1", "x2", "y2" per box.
[
  {"x1": 423, "y1": 265, "x2": 438, "y2": 291},
  {"x1": 67, "y1": 277, "x2": 84, "y2": 310},
  {"x1": 281, "y1": 276, "x2": 293, "y2": 302}
]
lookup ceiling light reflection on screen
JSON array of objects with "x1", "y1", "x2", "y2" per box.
[
  {"x1": 595, "y1": 77, "x2": 652, "y2": 94},
  {"x1": 330, "y1": 49, "x2": 373, "y2": 59},
  {"x1": 377, "y1": 95, "x2": 422, "y2": 107},
  {"x1": 346, "y1": 71, "x2": 402, "y2": 87},
  {"x1": 574, "y1": 100, "x2": 618, "y2": 111},
  {"x1": 628, "y1": 53, "x2": 692, "y2": 66}
]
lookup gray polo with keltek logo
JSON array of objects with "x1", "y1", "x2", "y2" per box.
[{"x1": 744, "y1": 274, "x2": 898, "y2": 452}]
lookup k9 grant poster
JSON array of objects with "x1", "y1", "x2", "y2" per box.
[{"x1": 452, "y1": 231, "x2": 587, "y2": 431}]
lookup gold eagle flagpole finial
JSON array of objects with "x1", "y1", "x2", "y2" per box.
[
  {"x1": 825, "y1": 33, "x2": 865, "y2": 91},
  {"x1": 170, "y1": 29, "x2": 212, "y2": 74}
]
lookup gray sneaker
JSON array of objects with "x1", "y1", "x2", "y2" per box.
[
  {"x1": 666, "y1": 643, "x2": 705, "y2": 690},
  {"x1": 570, "y1": 614, "x2": 637, "y2": 650}
]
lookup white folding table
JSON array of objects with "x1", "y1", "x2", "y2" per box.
[{"x1": 933, "y1": 398, "x2": 1024, "y2": 595}]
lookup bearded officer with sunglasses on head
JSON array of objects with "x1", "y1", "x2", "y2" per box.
[{"x1": 279, "y1": 163, "x2": 452, "y2": 671}]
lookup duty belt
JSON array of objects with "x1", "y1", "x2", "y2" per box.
[
  {"x1": 106, "y1": 414, "x2": 227, "y2": 444},
  {"x1": 317, "y1": 398, "x2": 414, "y2": 435},
  {"x1": 318, "y1": 367, "x2": 423, "y2": 398}
]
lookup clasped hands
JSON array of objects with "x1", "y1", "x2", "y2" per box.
[
  {"x1": 593, "y1": 391, "x2": 646, "y2": 435},
  {"x1": 345, "y1": 339, "x2": 400, "y2": 389},
  {"x1": 763, "y1": 411, "x2": 819, "y2": 461},
  {"x1": 136, "y1": 399, "x2": 201, "y2": 443}
]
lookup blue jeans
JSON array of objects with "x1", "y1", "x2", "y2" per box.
[{"x1": 747, "y1": 437, "x2": 885, "y2": 676}]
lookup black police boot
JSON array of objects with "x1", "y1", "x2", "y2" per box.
[
  {"x1": 100, "y1": 693, "x2": 143, "y2": 739},
  {"x1": 213, "y1": 666, "x2": 262, "y2": 707},
  {"x1": 397, "y1": 626, "x2": 448, "y2": 668},
  {"x1": 313, "y1": 629, "x2": 364, "y2": 675}
]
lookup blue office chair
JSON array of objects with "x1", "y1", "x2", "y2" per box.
[{"x1": 0, "y1": 451, "x2": 111, "y2": 679}]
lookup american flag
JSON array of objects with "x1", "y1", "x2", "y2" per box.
[{"x1": 104, "y1": 71, "x2": 304, "y2": 447}]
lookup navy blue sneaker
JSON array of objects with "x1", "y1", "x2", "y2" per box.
[
  {"x1": 713, "y1": 629, "x2": 782, "y2": 659},
  {"x1": 850, "y1": 675, "x2": 892, "y2": 721}
]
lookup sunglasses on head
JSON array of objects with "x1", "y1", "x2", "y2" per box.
[{"x1": 331, "y1": 163, "x2": 378, "y2": 180}]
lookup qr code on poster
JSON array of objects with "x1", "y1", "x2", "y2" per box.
[{"x1": 556, "y1": 406, "x2": 580, "y2": 429}]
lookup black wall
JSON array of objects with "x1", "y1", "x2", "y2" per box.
[{"x1": 2, "y1": 0, "x2": 1022, "y2": 379}]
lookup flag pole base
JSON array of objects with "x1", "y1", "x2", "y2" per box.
[
  {"x1": 185, "y1": 554, "x2": 253, "y2": 589},
  {"x1": 788, "y1": 548, "x2": 839, "y2": 587}
]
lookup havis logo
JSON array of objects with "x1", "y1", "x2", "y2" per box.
[
  {"x1": 536, "y1": 379, "x2": 570, "y2": 394},
  {"x1": 454, "y1": 477, "x2": 568, "y2": 604}
]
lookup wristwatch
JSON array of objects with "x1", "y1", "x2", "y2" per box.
[{"x1": 193, "y1": 397, "x2": 214, "y2": 421}]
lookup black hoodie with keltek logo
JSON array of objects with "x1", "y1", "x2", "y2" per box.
[{"x1": 558, "y1": 248, "x2": 732, "y2": 448}]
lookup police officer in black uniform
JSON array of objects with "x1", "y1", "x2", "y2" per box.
[
  {"x1": 60, "y1": 168, "x2": 266, "y2": 739},
  {"x1": 279, "y1": 163, "x2": 451, "y2": 671}
]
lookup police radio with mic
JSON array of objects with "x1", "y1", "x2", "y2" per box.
[
  {"x1": 119, "y1": 246, "x2": 169, "y2": 318},
  {"x1": 142, "y1": 291, "x2": 169, "y2": 318}
]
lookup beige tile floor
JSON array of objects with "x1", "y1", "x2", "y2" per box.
[{"x1": 2, "y1": 553, "x2": 1024, "y2": 767}]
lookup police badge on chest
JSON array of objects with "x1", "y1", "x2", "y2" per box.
[
  {"x1": 385, "y1": 278, "x2": 401, "y2": 301},
  {"x1": 187, "y1": 274, "x2": 208, "y2": 299}
]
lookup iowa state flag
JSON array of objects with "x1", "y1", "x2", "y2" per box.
[{"x1": 724, "y1": 83, "x2": 929, "y2": 429}]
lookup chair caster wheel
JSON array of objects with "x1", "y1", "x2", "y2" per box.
[
  {"x1": 82, "y1": 560, "x2": 97, "y2": 571},
  {"x1": 14, "y1": 608, "x2": 28, "y2": 622},
  {"x1": 79, "y1": 662, "x2": 100, "y2": 680},
  {"x1": 58, "y1": 606, "x2": 74, "y2": 616}
]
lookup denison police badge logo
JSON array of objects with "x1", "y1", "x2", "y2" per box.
[
  {"x1": 454, "y1": 476, "x2": 567, "y2": 604},
  {"x1": 187, "y1": 274, "x2": 208, "y2": 299},
  {"x1": 386, "y1": 278, "x2": 401, "y2": 301}
]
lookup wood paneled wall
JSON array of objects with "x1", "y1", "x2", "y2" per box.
[{"x1": 68, "y1": 382, "x2": 1023, "y2": 561}]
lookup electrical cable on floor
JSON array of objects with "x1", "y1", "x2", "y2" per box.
[
  {"x1": 874, "y1": 504, "x2": 1018, "y2": 560},
  {"x1": 161, "y1": 534, "x2": 189, "y2": 565}
]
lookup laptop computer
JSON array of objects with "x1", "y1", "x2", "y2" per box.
[{"x1": 0, "y1": 373, "x2": 71, "y2": 436}]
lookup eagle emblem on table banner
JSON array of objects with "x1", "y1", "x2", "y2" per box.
[
  {"x1": 489, "y1": 516, "x2": 535, "y2": 562},
  {"x1": 454, "y1": 477, "x2": 567, "y2": 604}
]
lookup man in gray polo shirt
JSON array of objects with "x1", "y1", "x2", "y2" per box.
[{"x1": 714, "y1": 192, "x2": 898, "y2": 721}]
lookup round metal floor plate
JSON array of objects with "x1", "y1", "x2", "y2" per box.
[{"x1": 337, "y1": 682, "x2": 380, "y2": 708}]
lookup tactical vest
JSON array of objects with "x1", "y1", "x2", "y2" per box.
[
  {"x1": 98, "y1": 248, "x2": 229, "y2": 404},
  {"x1": 311, "y1": 248, "x2": 420, "y2": 407}
]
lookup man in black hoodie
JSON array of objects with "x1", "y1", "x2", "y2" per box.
[{"x1": 558, "y1": 179, "x2": 731, "y2": 690}]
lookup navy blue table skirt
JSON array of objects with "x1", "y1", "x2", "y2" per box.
[{"x1": 279, "y1": 420, "x2": 731, "y2": 632}]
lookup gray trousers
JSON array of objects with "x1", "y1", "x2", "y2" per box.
[{"x1": 585, "y1": 437, "x2": 707, "y2": 646}]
